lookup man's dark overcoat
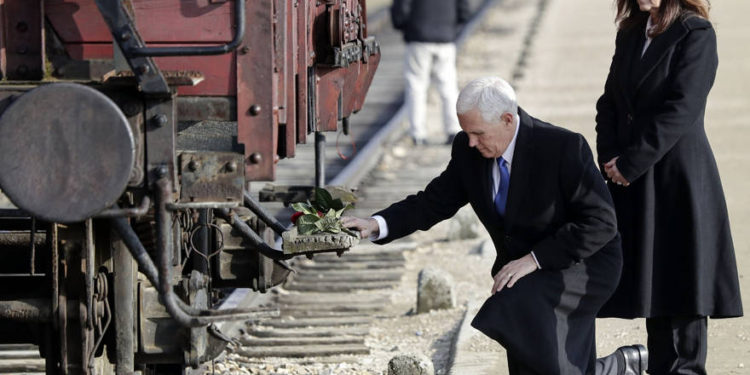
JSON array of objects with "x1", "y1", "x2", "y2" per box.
[
  {"x1": 595, "y1": 14, "x2": 742, "y2": 318},
  {"x1": 374, "y1": 109, "x2": 623, "y2": 374}
]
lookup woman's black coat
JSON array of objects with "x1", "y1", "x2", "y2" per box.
[{"x1": 595, "y1": 13, "x2": 742, "y2": 318}]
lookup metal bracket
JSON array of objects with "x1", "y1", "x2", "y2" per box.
[{"x1": 93, "y1": 0, "x2": 169, "y2": 95}]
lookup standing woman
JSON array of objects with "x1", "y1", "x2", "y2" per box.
[{"x1": 595, "y1": 0, "x2": 743, "y2": 374}]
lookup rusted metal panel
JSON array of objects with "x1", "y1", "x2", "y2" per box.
[
  {"x1": 273, "y1": 0, "x2": 287, "y2": 126},
  {"x1": 351, "y1": 51, "x2": 380, "y2": 111},
  {"x1": 62, "y1": 43, "x2": 111, "y2": 60},
  {"x1": 2, "y1": 0, "x2": 45, "y2": 80},
  {"x1": 237, "y1": 0, "x2": 275, "y2": 181},
  {"x1": 45, "y1": 0, "x2": 233, "y2": 43},
  {"x1": 0, "y1": 1, "x2": 5, "y2": 79},
  {"x1": 315, "y1": 68, "x2": 346, "y2": 132},
  {"x1": 178, "y1": 152, "x2": 245, "y2": 203},
  {"x1": 295, "y1": 0, "x2": 310, "y2": 145},
  {"x1": 286, "y1": 0, "x2": 297, "y2": 156},
  {"x1": 275, "y1": 0, "x2": 297, "y2": 158}
]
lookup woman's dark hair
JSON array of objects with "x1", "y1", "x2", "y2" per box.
[{"x1": 616, "y1": 0, "x2": 710, "y2": 36}]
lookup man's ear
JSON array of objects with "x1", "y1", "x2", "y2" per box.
[{"x1": 501, "y1": 112, "x2": 514, "y2": 127}]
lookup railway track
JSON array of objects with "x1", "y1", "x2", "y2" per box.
[{"x1": 225, "y1": 142, "x2": 456, "y2": 371}]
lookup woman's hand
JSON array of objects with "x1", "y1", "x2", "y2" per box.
[
  {"x1": 491, "y1": 253, "x2": 538, "y2": 294},
  {"x1": 340, "y1": 216, "x2": 379, "y2": 239},
  {"x1": 604, "y1": 156, "x2": 630, "y2": 186}
]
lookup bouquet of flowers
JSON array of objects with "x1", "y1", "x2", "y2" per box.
[{"x1": 290, "y1": 187, "x2": 357, "y2": 236}]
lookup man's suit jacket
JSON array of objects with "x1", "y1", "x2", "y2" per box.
[{"x1": 374, "y1": 108, "x2": 623, "y2": 374}]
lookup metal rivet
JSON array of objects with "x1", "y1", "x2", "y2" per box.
[
  {"x1": 16, "y1": 22, "x2": 28, "y2": 33},
  {"x1": 240, "y1": 46, "x2": 250, "y2": 55},
  {"x1": 122, "y1": 102, "x2": 140, "y2": 117},
  {"x1": 120, "y1": 31, "x2": 132, "y2": 41},
  {"x1": 136, "y1": 65, "x2": 150, "y2": 75},
  {"x1": 188, "y1": 160, "x2": 199, "y2": 172},
  {"x1": 226, "y1": 161, "x2": 238, "y2": 172},
  {"x1": 156, "y1": 165, "x2": 169, "y2": 178},
  {"x1": 249, "y1": 153, "x2": 262, "y2": 164},
  {"x1": 151, "y1": 114, "x2": 168, "y2": 127},
  {"x1": 249, "y1": 105, "x2": 261, "y2": 116}
]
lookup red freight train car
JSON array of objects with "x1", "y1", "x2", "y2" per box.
[{"x1": 0, "y1": 0, "x2": 379, "y2": 373}]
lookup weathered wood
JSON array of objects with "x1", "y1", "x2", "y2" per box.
[
  {"x1": 285, "y1": 280, "x2": 399, "y2": 292},
  {"x1": 292, "y1": 269, "x2": 403, "y2": 279},
  {"x1": 309, "y1": 252, "x2": 406, "y2": 262},
  {"x1": 236, "y1": 344, "x2": 370, "y2": 358},
  {"x1": 280, "y1": 310, "x2": 376, "y2": 318},
  {"x1": 290, "y1": 272, "x2": 402, "y2": 283},
  {"x1": 246, "y1": 326, "x2": 370, "y2": 338},
  {"x1": 239, "y1": 336, "x2": 363, "y2": 347},
  {"x1": 257, "y1": 316, "x2": 371, "y2": 329},
  {"x1": 279, "y1": 302, "x2": 385, "y2": 312},
  {"x1": 0, "y1": 358, "x2": 45, "y2": 372},
  {"x1": 354, "y1": 242, "x2": 418, "y2": 252},
  {"x1": 295, "y1": 261, "x2": 405, "y2": 271},
  {"x1": 0, "y1": 344, "x2": 38, "y2": 350},
  {"x1": 0, "y1": 350, "x2": 42, "y2": 360},
  {"x1": 276, "y1": 293, "x2": 390, "y2": 305}
]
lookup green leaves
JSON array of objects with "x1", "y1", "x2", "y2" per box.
[
  {"x1": 314, "y1": 187, "x2": 350, "y2": 212},
  {"x1": 291, "y1": 202, "x2": 317, "y2": 215},
  {"x1": 291, "y1": 188, "x2": 355, "y2": 235}
]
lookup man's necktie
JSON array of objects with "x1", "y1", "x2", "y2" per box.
[{"x1": 494, "y1": 157, "x2": 510, "y2": 216}]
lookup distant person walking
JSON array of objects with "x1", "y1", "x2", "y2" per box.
[
  {"x1": 391, "y1": 0, "x2": 471, "y2": 145},
  {"x1": 595, "y1": 0, "x2": 743, "y2": 373}
]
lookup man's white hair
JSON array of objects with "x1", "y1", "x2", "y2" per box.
[{"x1": 456, "y1": 77, "x2": 518, "y2": 124}]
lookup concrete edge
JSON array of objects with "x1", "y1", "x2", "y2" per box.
[
  {"x1": 447, "y1": 300, "x2": 479, "y2": 375},
  {"x1": 447, "y1": 299, "x2": 503, "y2": 375}
]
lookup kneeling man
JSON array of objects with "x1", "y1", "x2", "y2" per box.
[{"x1": 343, "y1": 77, "x2": 646, "y2": 375}]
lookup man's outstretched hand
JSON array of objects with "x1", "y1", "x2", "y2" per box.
[{"x1": 340, "y1": 216, "x2": 379, "y2": 239}]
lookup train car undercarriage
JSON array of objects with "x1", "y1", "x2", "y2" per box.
[{"x1": 0, "y1": 0, "x2": 379, "y2": 373}]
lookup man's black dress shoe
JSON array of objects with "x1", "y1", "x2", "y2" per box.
[{"x1": 617, "y1": 344, "x2": 648, "y2": 375}]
